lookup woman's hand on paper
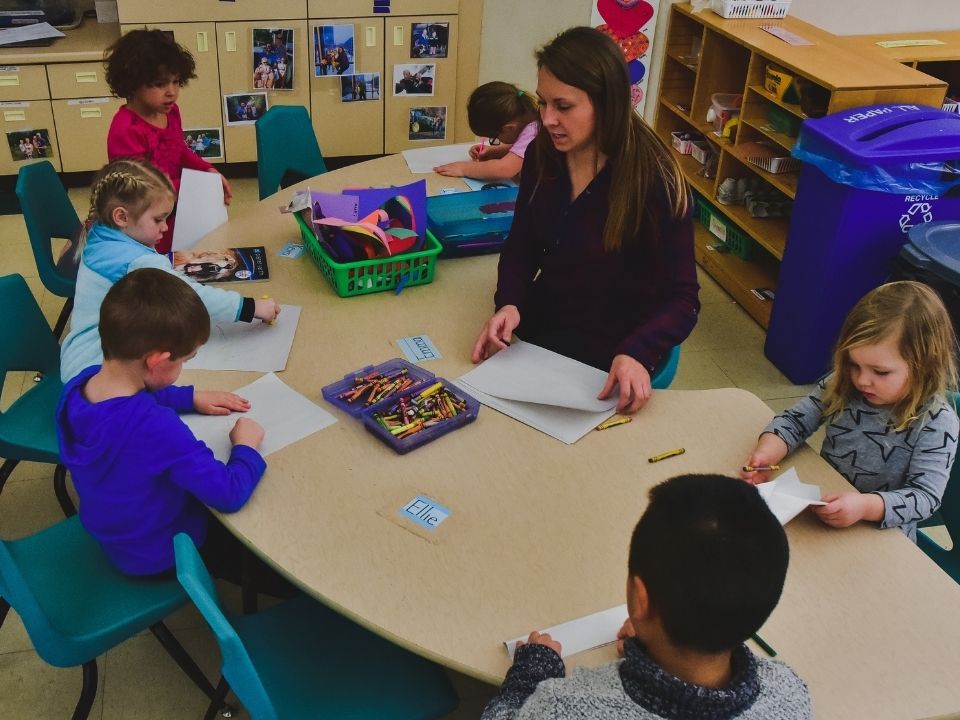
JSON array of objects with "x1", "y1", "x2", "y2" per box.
[
  {"x1": 195, "y1": 390, "x2": 251, "y2": 416},
  {"x1": 230, "y1": 417, "x2": 264, "y2": 450},
  {"x1": 515, "y1": 630, "x2": 562, "y2": 656},
  {"x1": 209, "y1": 168, "x2": 233, "y2": 205},
  {"x1": 471, "y1": 305, "x2": 520, "y2": 362},
  {"x1": 254, "y1": 298, "x2": 281, "y2": 322},
  {"x1": 616, "y1": 618, "x2": 636, "y2": 657},
  {"x1": 598, "y1": 354, "x2": 651, "y2": 414}
]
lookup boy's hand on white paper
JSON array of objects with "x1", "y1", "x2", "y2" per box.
[
  {"x1": 210, "y1": 169, "x2": 233, "y2": 205},
  {"x1": 254, "y1": 298, "x2": 281, "y2": 322},
  {"x1": 515, "y1": 630, "x2": 562, "y2": 656},
  {"x1": 471, "y1": 305, "x2": 520, "y2": 363},
  {"x1": 195, "y1": 390, "x2": 251, "y2": 416},
  {"x1": 230, "y1": 417, "x2": 264, "y2": 450},
  {"x1": 616, "y1": 618, "x2": 636, "y2": 657},
  {"x1": 599, "y1": 354, "x2": 651, "y2": 414}
]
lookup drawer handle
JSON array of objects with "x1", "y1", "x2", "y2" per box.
[
  {"x1": 197, "y1": 31, "x2": 208, "y2": 53},
  {"x1": 3, "y1": 110, "x2": 25, "y2": 121},
  {"x1": 0, "y1": 74, "x2": 20, "y2": 87},
  {"x1": 80, "y1": 107, "x2": 102, "y2": 119},
  {"x1": 393, "y1": 25, "x2": 404, "y2": 46},
  {"x1": 75, "y1": 71, "x2": 98, "y2": 83},
  {"x1": 225, "y1": 31, "x2": 236, "y2": 53},
  {"x1": 366, "y1": 26, "x2": 376, "y2": 47}
]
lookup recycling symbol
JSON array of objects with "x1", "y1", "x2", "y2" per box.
[{"x1": 899, "y1": 202, "x2": 934, "y2": 233}]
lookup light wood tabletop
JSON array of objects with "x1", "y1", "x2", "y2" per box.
[{"x1": 188, "y1": 154, "x2": 960, "y2": 720}]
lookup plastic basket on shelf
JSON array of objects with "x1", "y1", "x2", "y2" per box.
[
  {"x1": 712, "y1": 0, "x2": 791, "y2": 19},
  {"x1": 694, "y1": 193, "x2": 755, "y2": 260},
  {"x1": 295, "y1": 213, "x2": 441, "y2": 297}
]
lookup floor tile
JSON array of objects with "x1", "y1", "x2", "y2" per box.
[
  {"x1": 0, "y1": 648, "x2": 105, "y2": 719},
  {"x1": 707, "y1": 345, "x2": 815, "y2": 401},
  {"x1": 671, "y1": 350, "x2": 735, "y2": 390},
  {"x1": 685, "y1": 299, "x2": 765, "y2": 353}
]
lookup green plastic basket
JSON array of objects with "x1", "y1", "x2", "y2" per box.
[
  {"x1": 295, "y1": 213, "x2": 442, "y2": 297},
  {"x1": 694, "y1": 193, "x2": 755, "y2": 260}
]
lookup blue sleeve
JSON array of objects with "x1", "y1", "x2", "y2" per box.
[
  {"x1": 481, "y1": 644, "x2": 566, "y2": 720},
  {"x1": 153, "y1": 384, "x2": 195, "y2": 413}
]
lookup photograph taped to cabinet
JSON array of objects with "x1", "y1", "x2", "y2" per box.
[
  {"x1": 340, "y1": 73, "x2": 380, "y2": 102},
  {"x1": 183, "y1": 128, "x2": 223, "y2": 160},
  {"x1": 253, "y1": 28, "x2": 294, "y2": 91},
  {"x1": 224, "y1": 92, "x2": 268, "y2": 125},
  {"x1": 409, "y1": 106, "x2": 446, "y2": 141},
  {"x1": 314, "y1": 25, "x2": 354, "y2": 77},
  {"x1": 410, "y1": 22, "x2": 449, "y2": 59},
  {"x1": 394, "y1": 64, "x2": 435, "y2": 96},
  {"x1": 6, "y1": 129, "x2": 51, "y2": 162}
]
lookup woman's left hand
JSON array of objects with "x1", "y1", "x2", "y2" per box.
[
  {"x1": 598, "y1": 354, "x2": 651, "y2": 414},
  {"x1": 195, "y1": 390, "x2": 251, "y2": 416},
  {"x1": 210, "y1": 169, "x2": 233, "y2": 205}
]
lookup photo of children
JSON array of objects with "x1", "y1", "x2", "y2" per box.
[
  {"x1": 6, "y1": 129, "x2": 52, "y2": 162},
  {"x1": 224, "y1": 93, "x2": 268, "y2": 125},
  {"x1": 183, "y1": 128, "x2": 223, "y2": 160},
  {"x1": 313, "y1": 25, "x2": 355, "y2": 77},
  {"x1": 252, "y1": 28, "x2": 294, "y2": 90},
  {"x1": 393, "y1": 64, "x2": 436, "y2": 96},
  {"x1": 410, "y1": 23, "x2": 449, "y2": 59},
  {"x1": 409, "y1": 106, "x2": 446, "y2": 141},
  {"x1": 340, "y1": 73, "x2": 380, "y2": 102}
]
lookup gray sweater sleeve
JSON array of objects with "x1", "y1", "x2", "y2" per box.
[
  {"x1": 481, "y1": 644, "x2": 566, "y2": 720},
  {"x1": 763, "y1": 379, "x2": 827, "y2": 453}
]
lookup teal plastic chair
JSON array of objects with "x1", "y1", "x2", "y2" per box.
[
  {"x1": 174, "y1": 533, "x2": 459, "y2": 720},
  {"x1": 0, "y1": 517, "x2": 225, "y2": 720},
  {"x1": 0, "y1": 274, "x2": 73, "y2": 516},
  {"x1": 255, "y1": 105, "x2": 327, "y2": 200},
  {"x1": 651, "y1": 345, "x2": 682, "y2": 390},
  {"x1": 918, "y1": 392, "x2": 960, "y2": 583},
  {"x1": 15, "y1": 161, "x2": 81, "y2": 338}
]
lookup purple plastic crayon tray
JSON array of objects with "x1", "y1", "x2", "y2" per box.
[
  {"x1": 320, "y1": 358, "x2": 435, "y2": 418},
  {"x1": 361, "y1": 378, "x2": 480, "y2": 455}
]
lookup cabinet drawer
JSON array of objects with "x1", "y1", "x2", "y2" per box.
[
  {"x1": 0, "y1": 100, "x2": 60, "y2": 174},
  {"x1": 51, "y1": 97, "x2": 123, "y2": 172},
  {"x1": 0, "y1": 65, "x2": 49, "y2": 101},
  {"x1": 47, "y1": 63, "x2": 113, "y2": 99},
  {"x1": 308, "y1": 0, "x2": 458, "y2": 16},
  {"x1": 118, "y1": 0, "x2": 306, "y2": 23}
]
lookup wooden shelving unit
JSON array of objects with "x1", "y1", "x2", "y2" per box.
[{"x1": 656, "y1": 4, "x2": 948, "y2": 330}]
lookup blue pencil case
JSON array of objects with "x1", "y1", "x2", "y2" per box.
[{"x1": 426, "y1": 186, "x2": 519, "y2": 258}]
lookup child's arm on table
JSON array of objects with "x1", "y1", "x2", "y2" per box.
[
  {"x1": 481, "y1": 632, "x2": 565, "y2": 720},
  {"x1": 434, "y1": 152, "x2": 522, "y2": 180},
  {"x1": 470, "y1": 143, "x2": 512, "y2": 160}
]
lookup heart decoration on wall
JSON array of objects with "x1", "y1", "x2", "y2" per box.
[
  {"x1": 596, "y1": 25, "x2": 649, "y2": 62},
  {"x1": 596, "y1": 0, "x2": 654, "y2": 38}
]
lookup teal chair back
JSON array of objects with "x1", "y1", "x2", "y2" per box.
[
  {"x1": 651, "y1": 345, "x2": 682, "y2": 390},
  {"x1": 15, "y1": 161, "x2": 80, "y2": 299},
  {"x1": 918, "y1": 391, "x2": 960, "y2": 583},
  {"x1": 255, "y1": 105, "x2": 327, "y2": 200}
]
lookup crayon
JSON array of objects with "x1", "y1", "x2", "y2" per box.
[{"x1": 648, "y1": 447, "x2": 685, "y2": 463}]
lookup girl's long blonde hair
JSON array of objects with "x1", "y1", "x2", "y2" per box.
[
  {"x1": 823, "y1": 281, "x2": 959, "y2": 430},
  {"x1": 75, "y1": 157, "x2": 175, "y2": 257}
]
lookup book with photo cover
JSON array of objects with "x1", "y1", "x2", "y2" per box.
[{"x1": 168, "y1": 246, "x2": 269, "y2": 283}]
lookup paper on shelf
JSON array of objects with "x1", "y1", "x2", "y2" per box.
[
  {"x1": 456, "y1": 340, "x2": 616, "y2": 444},
  {"x1": 171, "y1": 168, "x2": 229, "y2": 251},
  {"x1": 182, "y1": 372, "x2": 336, "y2": 463},
  {"x1": 0, "y1": 22, "x2": 64, "y2": 47},
  {"x1": 757, "y1": 467, "x2": 826, "y2": 525},
  {"x1": 185, "y1": 305, "x2": 301, "y2": 372},
  {"x1": 401, "y1": 142, "x2": 473, "y2": 173},
  {"x1": 505, "y1": 604, "x2": 627, "y2": 660}
]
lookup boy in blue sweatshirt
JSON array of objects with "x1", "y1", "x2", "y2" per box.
[{"x1": 56, "y1": 268, "x2": 266, "y2": 577}]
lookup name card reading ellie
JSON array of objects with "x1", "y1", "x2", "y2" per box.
[{"x1": 400, "y1": 495, "x2": 451, "y2": 530}]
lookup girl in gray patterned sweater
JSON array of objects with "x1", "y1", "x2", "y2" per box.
[
  {"x1": 741, "y1": 281, "x2": 959, "y2": 542},
  {"x1": 482, "y1": 475, "x2": 811, "y2": 720}
]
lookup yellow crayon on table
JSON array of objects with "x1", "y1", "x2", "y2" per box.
[
  {"x1": 596, "y1": 415, "x2": 632, "y2": 431},
  {"x1": 648, "y1": 447, "x2": 685, "y2": 463},
  {"x1": 261, "y1": 294, "x2": 276, "y2": 325}
]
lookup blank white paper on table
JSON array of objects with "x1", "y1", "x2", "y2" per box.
[
  {"x1": 182, "y1": 372, "x2": 336, "y2": 463},
  {"x1": 401, "y1": 142, "x2": 473, "y2": 173},
  {"x1": 186, "y1": 304, "x2": 301, "y2": 372},
  {"x1": 456, "y1": 340, "x2": 616, "y2": 444},
  {"x1": 505, "y1": 604, "x2": 627, "y2": 659},
  {"x1": 171, "y1": 168, "x2": 229, "y2": 251},
  {"x1": 757, "y1": 467, "x2": 826, "y2": 524}
]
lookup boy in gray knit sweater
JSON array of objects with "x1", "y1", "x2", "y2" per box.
[{"x1": 482, "y1": 474, "x2": 811, "y2": 720}]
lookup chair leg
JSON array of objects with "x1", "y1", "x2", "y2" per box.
[
  {"x1": 0, "y1": 598, "x2": 10, "y2": 632},
  {"x1": 53, "y1": 296, "x2": 74, "y2": 340},
  {"x1": 71, "y1": 660, "x2": 98, "y2": 720},
  {"x1": 0, "y1": 458, "x2": 19, "y2": 497},
  {"x1": 54, "y1": 464, "x2": 77, "y2": 517},
  {"x1": 203, "y1": 676, "x2": 232, "y2": 720},
  {"x1": 149, "y1": 622, "x2": 225, "y2": 708}
]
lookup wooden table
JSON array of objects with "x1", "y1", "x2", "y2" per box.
[{"x1": 191, "y1": 155, "x2": 960, "y2": 720}]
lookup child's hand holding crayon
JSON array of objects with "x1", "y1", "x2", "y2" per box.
[
  {"x1": 740, "y1": 433, "x2": 789, "y2": 484},
  {"x1": 195, "y1": 390, "x2": 251, "y2": 416},
  {"x1": 254, "y1": 297, "x2": 281, "y2": 323}
]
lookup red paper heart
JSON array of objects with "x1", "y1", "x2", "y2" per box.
[
  {"x1": 596, "y1": 0, "x2": 654, "y2": 38},
  {"x1": 597, "y1": 25, "x2": 649, "y2": 62}
]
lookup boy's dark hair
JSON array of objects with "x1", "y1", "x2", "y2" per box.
[
  {"x1": 104, "y1": 29, "x2": 197, "y2": 99},
  {"x1": 628, "y1": 474, "x2": 789, "y2": 653},
  {"x1": 100, "y1": 269, "x2": 210, "y2": 361}
]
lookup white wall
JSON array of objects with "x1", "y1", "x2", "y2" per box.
[{"x1": 789, "y1": 0, "x2": 960, "y2": 35}]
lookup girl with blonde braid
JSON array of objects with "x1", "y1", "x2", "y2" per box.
[{"x1": 61, "y1": 158, "x2": 280, "y2": 382}]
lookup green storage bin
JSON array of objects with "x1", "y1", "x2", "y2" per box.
[{"x1": 694, "y1": 193, "x2": 755, "y2": 260}]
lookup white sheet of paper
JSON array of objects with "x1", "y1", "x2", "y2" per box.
[
  {"x1": 456, "y1": 341, "x2": 616, "y2": 444},
  {"x1": 0, "y1": 22, "x2": 64, "y2": 47},
  {"x1": 182, "y1": 372, "x2": 336, "y2": 463},
  {"x1": 401, "y1": 142, "x2": 473, "y2": 173},
  {"x1": 757, "y1": 467, "x2": 826, "y2": 525},
  {"x1": 171, "y1": 169, "x2": 229, "y2": 251},
  {"x1": 185, "y1": 305, "x2": 300, "y2": 372},
  {"x1": 505, "y1": 604, "x2": 627, "y2": 659}
]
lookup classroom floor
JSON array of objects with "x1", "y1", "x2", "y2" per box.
[{"x1": 0, "y1": 174, "x2": 944, "y2": 718}]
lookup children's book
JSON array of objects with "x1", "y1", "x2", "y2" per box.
[{"x1": 168, "y1": 246, "x2": 269, "y2": 283}]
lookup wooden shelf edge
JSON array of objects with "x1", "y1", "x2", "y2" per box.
[
  {"x1": 726, "y1": 143, "x2": 799, "y2": 199},
  {"x1": 739, "y1": 116, "x2": 797, "y2": 154}
]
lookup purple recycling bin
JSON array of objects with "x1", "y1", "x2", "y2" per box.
[{"x1": 765, "y1": 104, "x2": 960, "y2": 384}]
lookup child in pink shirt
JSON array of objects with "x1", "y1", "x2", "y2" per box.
[{"x1": 104, "y1": 29, "x2": 232, "y2": 254}]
